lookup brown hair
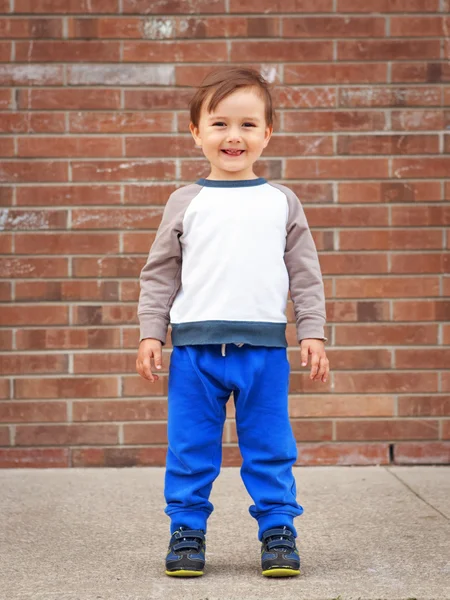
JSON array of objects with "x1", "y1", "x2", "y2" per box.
[{"x1": 189, "y1": 66, "x2": 275, "y2": 129}]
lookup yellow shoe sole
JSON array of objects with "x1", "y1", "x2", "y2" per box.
[
  {"x1": 165, "y1": 569, "x2": 204, "y2": 577},
  {"x1": 262, "y1": 567, "x2": 300, "y2": 577}
]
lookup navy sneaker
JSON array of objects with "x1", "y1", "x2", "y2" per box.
[
  {"x1": 261, "y1": 526, "x2": 301, "y2": 577},
  {"x1": 165, "y1": 526, "x2": 206, "y2": 577}
]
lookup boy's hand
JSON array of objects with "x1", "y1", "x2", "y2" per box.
[
  {"x1": 300, "y1": 338, "x2": 329, "y2": 383},
  {"x1": 136, "y1": 338, "x2": 163, "y2": 383}
]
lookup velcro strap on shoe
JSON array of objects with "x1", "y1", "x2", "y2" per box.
[
  {"x1": 175, "y1": 529, "x2": 205, "y2": 540},
  {"x1": 173, "y1": 540, "x2": 201, "y2": 552},
  {"x1": 262, "y1": 527, "x2": 294, "y2": 540},
  {"x1": 267, "y1": 538, "x2": 295, "y2": 551}
]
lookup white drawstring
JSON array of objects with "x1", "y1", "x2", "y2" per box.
[{"x1": 221, "y1": 343, "x2": 244, "y2": 357}]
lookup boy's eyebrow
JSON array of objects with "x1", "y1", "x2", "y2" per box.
[{"x1": 208, "y1": 116, "x2": 261, "y2": 122}]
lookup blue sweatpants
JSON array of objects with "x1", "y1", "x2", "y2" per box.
[{"x1": 164, "y1": 343, "x2": 304, "y2": 541}]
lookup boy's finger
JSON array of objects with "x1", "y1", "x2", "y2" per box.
[
  {"x1": 142, "y1": 358, "x2": 156, "y2": 381},
  {"x1": 153, "y1": 349, "x2": 162, "y2": 370},
  {"x1": 301, "y1": 346, "x2": 309, "y2": 366},
  {"x1": 310, "y1": 353, "x2": 320, "y2": 378}
]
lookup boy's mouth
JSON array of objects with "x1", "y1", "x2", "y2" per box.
[{"x1": 221, "y1": 149, "x2": 245, "y2": 156}]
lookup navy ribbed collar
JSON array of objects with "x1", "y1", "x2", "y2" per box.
[{"x1": 196, "y1": 177, "x2": 267, "y2": 188}]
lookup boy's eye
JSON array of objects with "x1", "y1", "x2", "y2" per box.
[{"x1": 212, "y1": 122, "x2": 255, "y2": 127}]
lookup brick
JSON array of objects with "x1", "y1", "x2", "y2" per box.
[
  {"x1": 336, "y1": 419, "x2": 439, "y2": 441},
  {"x1": 230, "y1": 40, "x2": 332, "y2": 62},
  {"x1": 396, "y1": 349, "x2": 450, "y2": 369},
  {"x1": 0, "y1": 379, "x2": 10, "y2": 399},
  {"x1": 123, "y1": 423, "x2": 168, "y2": 444},
  {"x1": 16, "y1": 185, "x2": 122, "y2": 207},
  {"x1": 72, "y1": 256, "x2": 142, "y2": 278},
  {"x1": 0, "y1": 281, "x2": 11, "y2": 301},
  {"x1": 0, "y1": 41, "x2": 11, "y2": 61},
  {"x1": 73, "y1": 305, "x2": 138, "y2": 326},
  {"x1": 339, "y1": 86, "x2": 442, "y2": 107},
  {"x1": 391, "y1": 205, "x2": 450, "y2": 226},
  {"x1": 124, "y1": 0, "x2": 226, "y2": 13},
  {"x1": 125, "y1": 136, "x2": 198, "y2": 158},
  {"x1": 0, "y1": 257, "x2": 68, "y2": 278},
  {"x1": 72, "y1": 208, "x2": 163, "y2": 230},
  {"x1": 285, "y1": 63, "x2": 387, "y2": 84},
  {"x1": 335, "y1": 324, "x2": 438, "y2": 346},
  {"x1": 0, "y1": 65, "x2": 64, "y2": 86},
  {"x1": 15, "y1": 0, "x2": 118, "y2": 12},
  {"x1": 298, "y1": 348, "x2": 392, "y2": 370},
  {"x1": 16, "y1": 328, "x2": 121, "y2": 350},
  {"x1": 263, "y1": 135, "x2": 333, "y2": 156},
  {"x1": 228, "y1": 0, "x2": 332, "y2": 12},
  {"x1": 16, "y1": 41, "x2": 121, "y2": 62},
  {"x1": 122, "y1": 375, "x2": 167, "y2": 397},
  {"x1": 0, "y1": 233, "x2": 12, "y2": 253},
  {"x1": 123, "y1": 183, "x2": 179, "y2": 205},
  {"x1": 18, "y1": 89, "x2": 121, "y2": 110},
  {"x1": 390, "y1": 16, "x2": 446, "y2": 36},
  {"x1": 0, "y1": 448, "x2": 69, "y2": 468},
  {"x1": 333, "y1": 372, "x2": 438, "y2": 394},
  {"x1": 71, "y1": 447, "x2": 168, "y2": 467},
  {"x1": 67, "y1": 64, "x2": 175, "y2": 86},
  {"x1": 273, "y1": 87, "x2": 335, "y2": 109},
  {"x1": 175, "y1": 64, "x2": 283, "y2": 87},
  {"x1": 294, "y1": 443, "x2": 390, "y2": 466},
  {"x1": 15, "y1": 281, "x2": 119, "y2": 302},
  {"x1": 393, "y1": 158, "x2": 450, "y2": 178},
  {"x1": 122, "y1": 231, "x2": 156, "y2": 253},
  {"x1": 0, "y1": 402, "x2": 66, "y2": 423},
  {"x1": 393, "y1": 300, "x2": 450, "y2": 321},
  {"x1": 15, "y1": 233, "x2": 120, "y2": 255},
  {"x1": 394, "y1": 442, "x2": 450, "y2": 464},
  {"x1": 392, "y1": 62, "x2": 450, "y2": 83},
  {"x1": 339, "y1": 229, "x2": 442, "y2": 250},
  {"x1": 72, "y1": 399, "x2": 167, "y2": 422},
  {"x1": 0, "y1": 89, "x2": 12, "y2": 108},
  {"x1": 15, "y1": 424, "x2": 118, "y2": 446},
  {"x1": 124, "y1": 88, "x2": 193, "y2": 109},
  {"x1": 0, "y1": 161, "x2": 67, "y2": 183},
  {"x1": 337, "y1": 134, "x2": 439, "y2": 155},
  {"x1": 335, "y1": 277, "x2": 440, "y2": 298},
  {"x1": 0, "y1": 354, "x2": 68, "y2": 375},
  {"x1": 320, "y1": 253, "x2": 388, "y2": 274},
  {"x1": 338, "y1": 181, "x2": 441, "y2": 204},
  {"x1": 283, "y1": 16, "x2": 384, "y2": 37},
  {"x1": 70, "y1": 111, "x2": 174, "y2": 133},
  {"x1": 391, "y1": 253, "x2": 449, "y2": 274},
  {"x1": 0, "y1": 330, "x2": 12, "y2": 350},
  {"x1": 337, "y1": 0, "x2": 439, "y2": 12},
  {"x1": 398, "y1": 396, "x2": 450, "y2": 417},
  {"x1": 15, "y1": 377, "x2": 120, "y2": 399},
  {"x1": 123, "y1": 40, "x2": 228, "y2": 62},
  {"x1": 0, "y1": 113, "x2": 65, "y2": 133},
  {"x1": 338, "y1": 40, "x2": 440, "y2": 61},
  {"x1": 0, "y1": 17, "x2": 63, "y2": 38},
  {"x1": 391, "y1": 110, "x2": 445, "y2": 131},
  {"x1": 285, "y1": 110, "x2": 386, "y2": 132},
  {"x1": 290, "y1": 395, "x2": 394, "y2": 418},
  {"x1": 73, "y1": 352, "x2": 137, "y2": 374},
  {"x1": 0, "y1": 306, "x2": 68, "y2": 326},
  {"x1": 0, "y1": 209, "x2": 67, "y2": 230},
  {"x1": 18, "y1": 137, "x2": 123, "y2": 158},
  {"x1": 71, "y1": 160, "x2": 175, "y2": 182},
  {"x1": 285, "y1": 158, "x2": 389, "y2": 179}
]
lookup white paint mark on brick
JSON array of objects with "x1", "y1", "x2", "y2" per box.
[
  {"x1": 260, "y1": 65, "x2": 277, "y2": 84},
  {"x1": 143, "y1": 17, "x2": 175, "y2": 39},
  {"x1": 0, "y1": 209, "x2": 9, "y2": 231},
  {"x1": 0, "y1": 209, "x2": 54, "y2": 230},
  {"x1": 0, "y1": 65, "x2": 61, "y2": 85},
  {"x1": 68, "y1": 64, "x2": 175, "y2": 86}
]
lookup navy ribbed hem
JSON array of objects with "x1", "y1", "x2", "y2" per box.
[
  {"x1": 196, "y1": 177, "x2": 267, "y2": 188},
  {"x1": 170, "y1": 320, "x2": 287, "y2": 347}
]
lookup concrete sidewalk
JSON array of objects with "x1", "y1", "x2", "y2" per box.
[{"x1": 0, "y1": 466, "x2": 449, "y2": 600}]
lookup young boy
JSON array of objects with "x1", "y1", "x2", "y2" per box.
[{"x1": 136, "y1": 66, "x2": 329, "y2": 578}]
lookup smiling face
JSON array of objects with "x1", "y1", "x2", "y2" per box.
[{"x1": 189, "y1": 86, "x2": 273, "y2": 180}]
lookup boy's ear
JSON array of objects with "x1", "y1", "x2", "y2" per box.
[
  {"x1": 263, "y1": 125, "x2": 273, "y2": 148},
  {"x1": 189, "y1": 122, "x2": 201, "y2": 146}
]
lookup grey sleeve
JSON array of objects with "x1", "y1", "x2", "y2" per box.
[
  {"x1": 277, "y1": 184, "x2": 328, "y2": 343},
  {"x1": 137, "y1": 193, "x2": 184, "y2": 345}
]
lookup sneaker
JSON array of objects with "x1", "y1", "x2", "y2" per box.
[
  {"x1": 260, "y1": 526, "x2": 301, "y2": 577},
  {"x1": 165, "y1": 526, "x2": 206, "y2": 577}
]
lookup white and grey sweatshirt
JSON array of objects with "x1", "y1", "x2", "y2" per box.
[{"x1": 137, "y1": 177, "x2": 327, "y2": 347}]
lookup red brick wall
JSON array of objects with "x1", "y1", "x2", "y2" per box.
[{"x1": 0, "y1": 0, "x2": 449, "y2": 468}]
